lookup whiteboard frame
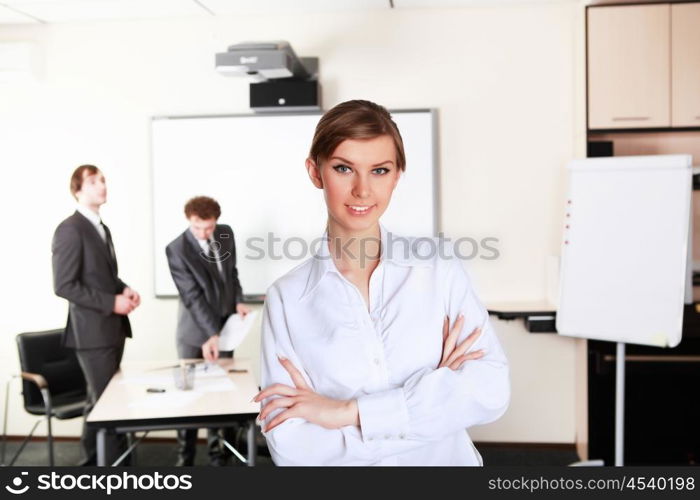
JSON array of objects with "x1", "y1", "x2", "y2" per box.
[
  {"x1": 149, "y1": 109, "x2": 440, "y2": 300},
  {"x1": 555, "y1": 154, "x2": 693, "y2": 348}
]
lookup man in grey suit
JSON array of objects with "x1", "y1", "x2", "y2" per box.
[
  {"x1": 165, "y1": 196, "x2": 249, "y2": 466},
  {"x1": 52, "y1": 164, "x2": 140, "y2": 466}
]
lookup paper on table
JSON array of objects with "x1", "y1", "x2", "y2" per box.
[
  {"x1": 119, "y1": 364, "x2": 231, "y2": 388},
  {"x1": 128, "y1": 391, "x2": 202, "y2": 410},
  {"x1": 119, "y1": 373, "x2": 174, "y2": 387},
  {"x1": 194, "y1": 363, "x2": 228, "y2": 378},
  {"x1": 219, "y1": 311, "x2": 258, "y2": 351},
  {"x1": 194, "y1": 378, "x2": 236, "y2": 393},
  {"x1": 191, "y1": 364, "x2": 237, "y2": 392}
]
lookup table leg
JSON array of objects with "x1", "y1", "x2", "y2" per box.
[
  {"x1": 97, "y1": 428, "x2": 107, "y2": 466},
  {"x1": 246, "y1": 420, "x2": 256, "y2": 467}
]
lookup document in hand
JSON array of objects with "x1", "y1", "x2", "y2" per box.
[{"x1": 219, "y1": 311, "x2": 258, "y2": 351}]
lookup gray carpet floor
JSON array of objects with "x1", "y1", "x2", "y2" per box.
[{"x1": 1, "y1": 439, "x2": 578, "y2": 467}]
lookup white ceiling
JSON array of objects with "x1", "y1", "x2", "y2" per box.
[
  {"x1": 0, "y1": 0, "x2": 580, "y2": 25},
  {"x1": 0, "y1": 3, "x2": 38, "y2": 23},
  {"x1": 196, "y1": 0, "x2": 390, "y2": 16}
]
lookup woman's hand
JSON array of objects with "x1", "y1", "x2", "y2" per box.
[
  {"x1": 254, "y1": 357, "x2": 359, "y2": 433},
  {"x1": 439, "y1": 314, "x2": 485, "y2": 370}
]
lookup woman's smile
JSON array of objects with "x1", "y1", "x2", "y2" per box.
[{"x1": 346, "y1": 204, "x2": 376, "y2": 216}]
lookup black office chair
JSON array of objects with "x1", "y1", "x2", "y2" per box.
[{"x1": 1, "y1": 329, "x2": 88, "y2": 466}]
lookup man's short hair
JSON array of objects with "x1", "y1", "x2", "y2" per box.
[
  {"x1": 184, "y1": 196, "x2": 221, "y2": 220},
  {"x1": 70, "y1": 164, "x2": 100, "y2": 200}
]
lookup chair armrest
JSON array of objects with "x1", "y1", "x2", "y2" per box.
[{"x1": 21, "y1": 371, "x2": 48, "y2": 390}]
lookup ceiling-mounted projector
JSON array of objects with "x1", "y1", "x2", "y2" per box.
[
  {"x1": 215, "y1": 41, "x2": 321, "y2": 112},
  {"x1": 215, "y1": 41, "x2": 315, "y2": 80}
]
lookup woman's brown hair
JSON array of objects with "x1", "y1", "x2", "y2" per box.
[{"x1": 309, "y1": 100, "x2": 406, "y2": 171}]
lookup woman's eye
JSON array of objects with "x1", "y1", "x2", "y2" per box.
[
  {"x1": 372, "y1": 167, "x2": 390, "y2": 175},
  {"x1": 333, "y1": 164, "x2": 351, "y2": 173}
]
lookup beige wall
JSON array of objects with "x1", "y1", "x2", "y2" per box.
[{"x1": 0, "y1": 1, "x2": 586, "y2": 444}]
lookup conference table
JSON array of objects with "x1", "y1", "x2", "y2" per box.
[{"x1": 86, "y1": 357, "x2": 260, "y2": 466}]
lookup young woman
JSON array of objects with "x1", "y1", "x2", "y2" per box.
[{"x1": 255, "y1": 100, "x2": 510, "y2": 466}]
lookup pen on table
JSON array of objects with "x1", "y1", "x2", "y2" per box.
[
  {"x1": 146, "y1": 360, "x2": 204, "y2": 372},
  {"x1": 228, "y1": 369, "x2": 248, "y2": 373}
]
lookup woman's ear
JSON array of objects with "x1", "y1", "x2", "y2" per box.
[{"x1": 306, "y1": 158, "x2": 323, "y2": 189}]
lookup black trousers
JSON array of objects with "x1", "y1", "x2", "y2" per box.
[
  {"x1": 176, "y1": 343, "x2": 237, "y2": 466},
  {"x1": 75, "y1": 343, "x2": 128, "y2": 466}
]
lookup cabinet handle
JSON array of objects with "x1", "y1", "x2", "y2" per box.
[
  {"x1": 612, "y1": 117, "x2": 650, "y2": 122},
  {"x1": 603, "y1": 354, "x2": 700, "y2": 363}
]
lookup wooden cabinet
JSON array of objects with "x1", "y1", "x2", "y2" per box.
[
  {"x1": 672, "y1": 3, "x2": 700, "y2": 127},
  {"x1": 588, "y1": 4, "x2": 670, "y2": 130}
]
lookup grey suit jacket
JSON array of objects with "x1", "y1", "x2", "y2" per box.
[
  {"x1": 52, "y1": 211, "x2": 132, "y2": 349},
  {"x1": 165, "y1": 225, "x2": 243, "y2": 349}
]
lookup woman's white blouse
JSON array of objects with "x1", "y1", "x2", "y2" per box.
[{"x1": 260, "y1": 226, "x2": 510, "y2": 466}]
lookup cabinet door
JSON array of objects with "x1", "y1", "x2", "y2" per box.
[
  {"x1": 672, "y1": 3, "x2": 700, "y2": 128},
  {"x1": 588, "y1": 4, "x2": 670, "y2": 130}
]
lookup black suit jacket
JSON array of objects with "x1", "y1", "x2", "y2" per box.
[
  {"x1": 52, "y1": 211, "x2": 132, "y2": 349},
  {"x1": 165, "y1": 225, "x2": 243, "y2": 349}
]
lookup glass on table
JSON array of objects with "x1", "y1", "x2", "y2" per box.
[{"x1": 173, "y1": 363, "x2": 196, "y2": 390}]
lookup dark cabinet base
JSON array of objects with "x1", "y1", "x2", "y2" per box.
[{"x1": 587, "y1": 306, "x2": 700, "y2": 465}]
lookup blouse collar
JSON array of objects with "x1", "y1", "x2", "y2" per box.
[{"x1": 300, "y1": 224, "x2": 434, "y2": 301}]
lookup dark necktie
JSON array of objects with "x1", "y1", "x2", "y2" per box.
[
  {"x1": 206, "y1": 240, "x2": 229, "y2": 318},
  {"x1": 100, "y1": 221, "x2": 116, "y2": 261},
  {"x1": 207, "y1": 240, "x2": 224, "y2": 278}
]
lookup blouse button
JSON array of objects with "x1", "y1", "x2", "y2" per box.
[{"x1": 373, "y1": 358, "x2": 380, "y2": 366}]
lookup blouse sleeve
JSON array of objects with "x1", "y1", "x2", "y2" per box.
[
  {"x1": 355, "y1": 257, "x2": 510, "y2": 442},
  {"x1": 260, "y1": 285, "x2": 431, "y2": 466}
]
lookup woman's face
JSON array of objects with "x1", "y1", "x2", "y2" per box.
[{"x1": 307, "y1": 135, "x2": 401, "y2": 234}]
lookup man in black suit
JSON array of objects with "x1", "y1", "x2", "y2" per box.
[
  {"x1": 52, "y1": 164, "x2": 140, "y2": 466},
  {"x1": 165, "y1": 196, "x2": 249, "y2": 466}
]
